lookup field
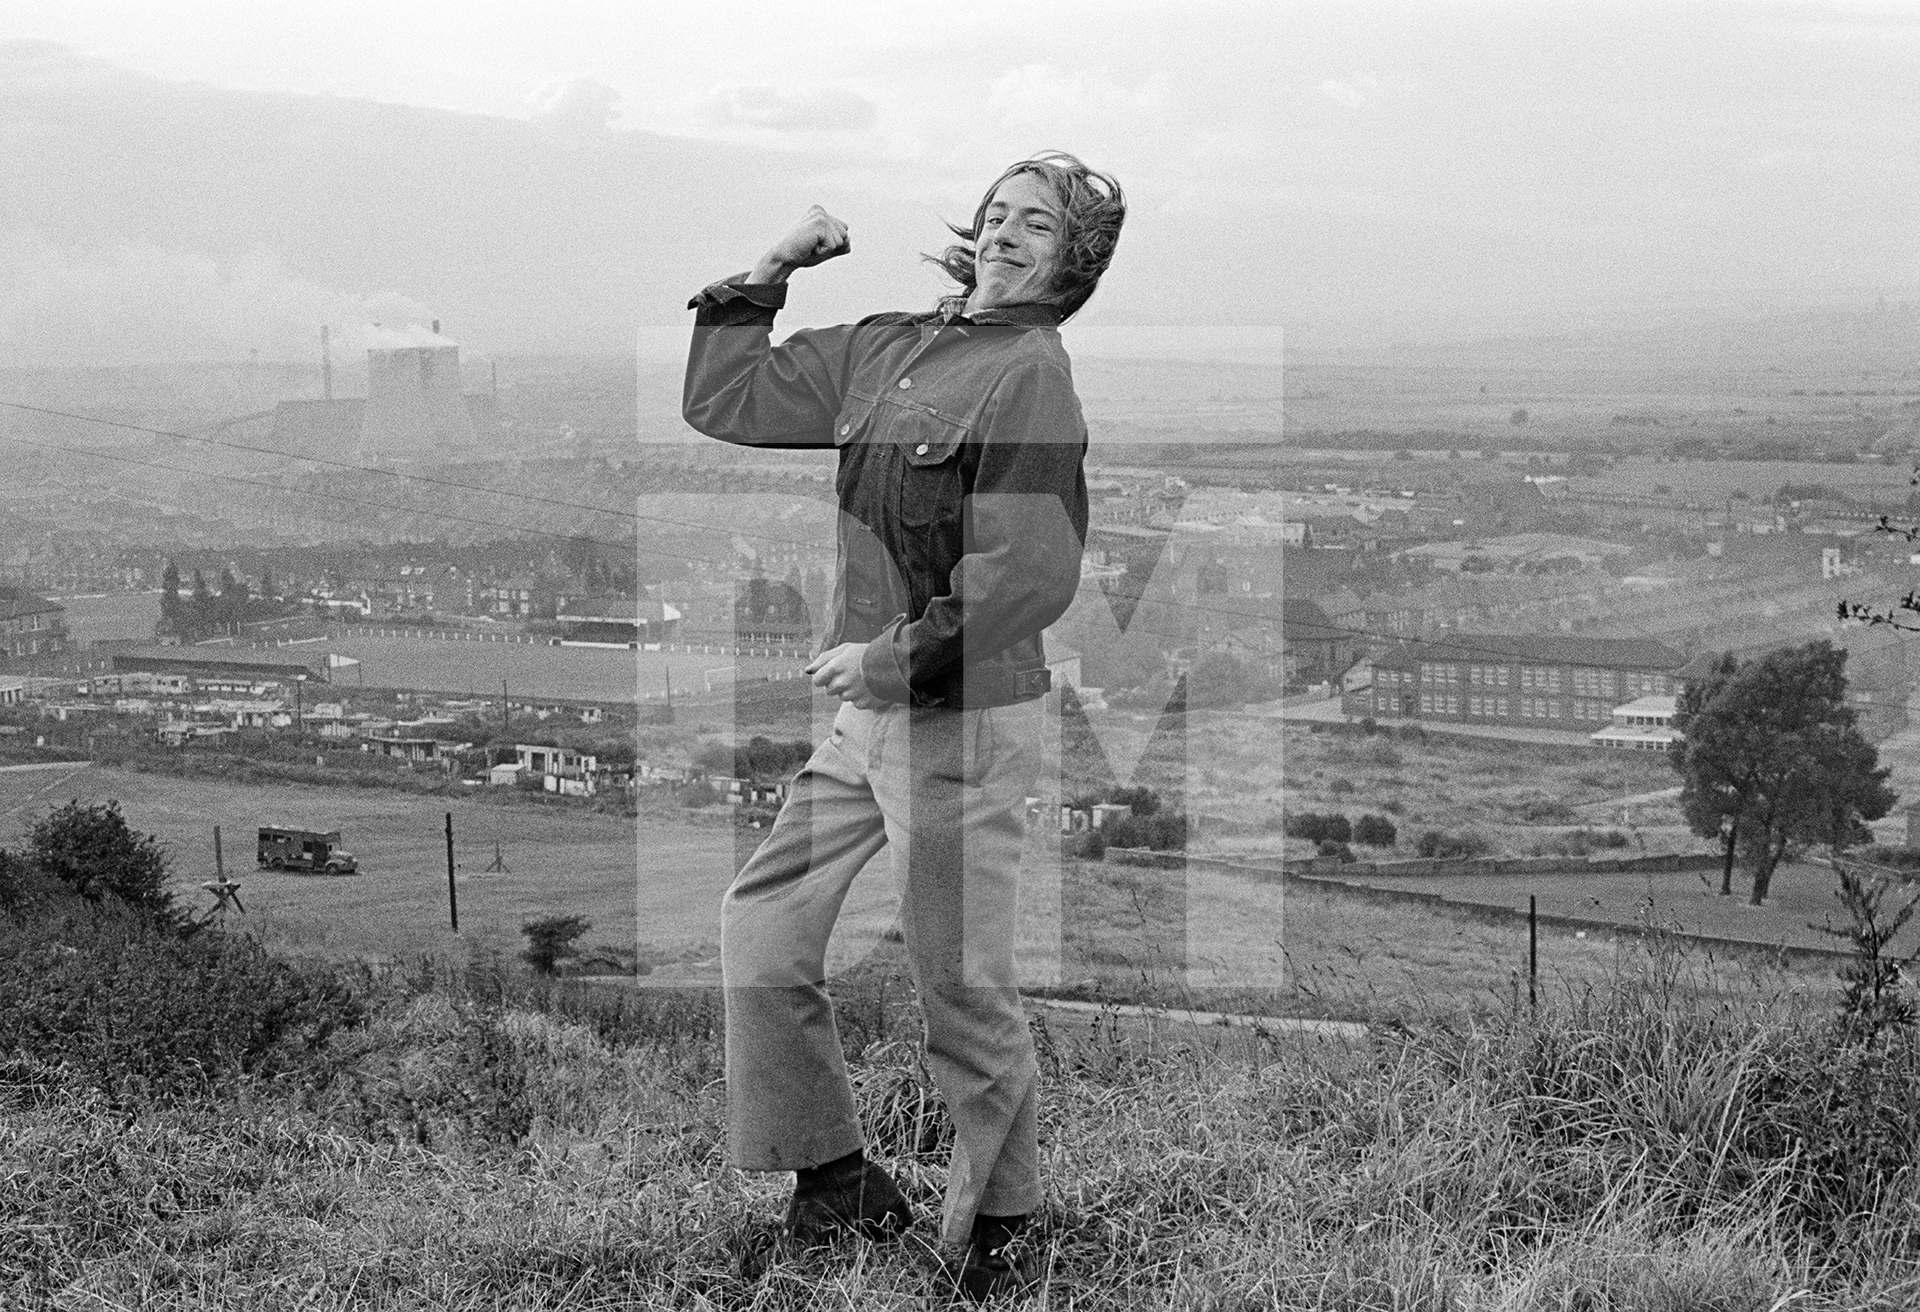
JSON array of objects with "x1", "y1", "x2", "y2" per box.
[
  {"x1": 0, "y1": 764, "x2": 740, "y2": 969},
  {"x1": 1065, "y1": 710, "x2": 1693, "y2": 857},
  {"x1": 2, "y1": 753, "x2": 1856, "y2": 1029}
]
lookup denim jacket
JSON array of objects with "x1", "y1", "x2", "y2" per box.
[{"x1": 683, "y1": 279, "x2": 1089, "y2": 708}]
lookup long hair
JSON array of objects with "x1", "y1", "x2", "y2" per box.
[{"x1": 926, "y1": 151, "x2": 1125, "y2": 322}]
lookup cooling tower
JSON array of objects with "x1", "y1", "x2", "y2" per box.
[{"x1": 359, "y1": 337, "x2": 478, "y2": 461}]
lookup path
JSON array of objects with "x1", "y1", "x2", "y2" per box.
[{"x1": 1261, "y1": 695, "x2": 1598, "y2": 748}]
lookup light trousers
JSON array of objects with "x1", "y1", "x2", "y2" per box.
[{"x1": 720, "y1": 697, "x2": 1045, "y2": 1244}]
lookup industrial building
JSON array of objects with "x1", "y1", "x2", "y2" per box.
[{"x1": 269, "y1": 322, "x2": 498, "y2": 463}]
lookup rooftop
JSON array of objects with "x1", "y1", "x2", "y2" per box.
[{"x1": 1371, "y1": 632, "x2": 1686, "y2": 673}]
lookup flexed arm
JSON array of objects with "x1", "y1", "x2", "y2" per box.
[{"x1": 683, "y1": 205, "x2": 856, "y2": 449}]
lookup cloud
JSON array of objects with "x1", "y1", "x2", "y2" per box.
[
  {"x1": 702, "y1": 83, "x2": 877, "y2": 134},
  {"x1": 0, "y1": 230, "x2": 437, "y2": 365},
  {"x1": 988, "y1": 63, "x2": 1169, "y2": 129},
  {"x1": 1317, "y1": 73, "x2": 1379, "y2": 109},
  {"x1": 529, "y1": 76, "x2": 621, "y2": 137}
]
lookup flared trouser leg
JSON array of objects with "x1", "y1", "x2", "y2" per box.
[{"x1": 720, "y1": 698, "x2": 1045, "y2": 1244}]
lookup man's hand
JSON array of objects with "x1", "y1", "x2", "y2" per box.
[
  {"x1": 750, "y1": 205, "x2": 850, "y2": 284},
  {"x1": 805, "y1": 642, "x2": 885, "y2": 709}
]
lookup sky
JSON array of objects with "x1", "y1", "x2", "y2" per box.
[{"x1": 2, "y1": 0, "x2": 1918, "y2": 364}]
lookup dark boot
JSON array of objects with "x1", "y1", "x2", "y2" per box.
[
  {"x1": 782, "y1": 1150, "x2": 914, "y2": 1244},
  {"x1": 952, "y1": 1213, "x2": 1041, "y2": 1302}
]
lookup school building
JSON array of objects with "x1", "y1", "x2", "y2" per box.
[{"x1": 1343, "y1": 633, "x2": 1687, "y2": 732}]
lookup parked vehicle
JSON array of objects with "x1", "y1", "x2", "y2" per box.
[{"x1": 257, "y1": 826, "x2": 358, "y2": 875}]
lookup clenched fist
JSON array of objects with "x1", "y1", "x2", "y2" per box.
[{"x1": 750, "y1": 205, "x2": 851, "y2": 284}]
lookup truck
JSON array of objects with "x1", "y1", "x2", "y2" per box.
[{"x1": 257, "y1": 826, "x2": 359, "y2": 875}]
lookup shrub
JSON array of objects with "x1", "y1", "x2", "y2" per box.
[
  {"x1": 1515, "y1": 792, "x2": 1578, "y2": 825},
  {"x1": 1363, "y1": 741, "x2": 1403, "y2": 768},
  {"x1": 0, "y1": 905, "x2": 362, "y2": 1101},
  {"x1": 1103, "y1": 813, "x2": 1187, "y2": 852},
  {"x1": 1353, "y1": 814, "x2": 1398, "y2": 847},
  {"x1": 1107, "y1": 785, "x2": 1161, "y2": 817},
  {"x1": 1065, "y1": 828, "x2": 1106, "y2": 860},
  {"x1": 29, "y1": 800, "x2": 173, "y2": 917},
  {"x1": 1315, "y1": 839, "x2": 1355, "y2": 862},
  {"x1": 1285, "y1": 812, "x2": 1352, "y2": 844},
  {"x1": 1417, "y1": 829, "x2": 1489, "y2": 860},
  {"x1": 1328, "y1": 776, "x2": 1357, "y2": 795},
  {"x1": 521, "y1": 915, "x2": 592, "y2": 976},
  {"x1": 0, "y1": 848, "x2": 20, "y2": 915}
]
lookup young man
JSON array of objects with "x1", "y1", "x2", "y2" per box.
[{"x1": 682, "y1": 151, "x2": 1124, "y2": 1300}]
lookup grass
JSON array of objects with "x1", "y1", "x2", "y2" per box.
[{"x1": 8, "y1": 913, "x2": 1920, "y2": 1309}]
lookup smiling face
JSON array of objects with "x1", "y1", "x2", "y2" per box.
[{"x1": 965, "y1": 171, "x2": 1064, "y2": 316}]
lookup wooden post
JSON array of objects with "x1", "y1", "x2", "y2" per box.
[
  {"x1": 214, "y1": 825, "x2": 224, "y2": 880},
  {"x1": 445, "y1": 811, "x2": 459, "y2": 934},
  {"x1": 1528, "y1": 894, "x2": 1538, "y2": 1013}
]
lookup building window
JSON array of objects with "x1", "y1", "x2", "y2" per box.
[
  {"x1": 1420, "y1": 693, "x2": 1433, "y2": 713},
  {"x1": 1497, "y1": 697, "x2": 1509, "y2": 716},
  {"x1": 1446, "y1": 695, "x2": 1459, "y2": 714},
  {"x1": 1547, "y1": 699, "x2": 1560, "y2": 719},
  {"x1": 1469, "y1": 695, "x2": 1482, "y2": 716}
]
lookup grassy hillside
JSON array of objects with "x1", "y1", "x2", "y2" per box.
[{"x1": 6, "y1": 810, "x2": 1920, "y2": 1308}]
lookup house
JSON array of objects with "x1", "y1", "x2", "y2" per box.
[
  {"x1": 1342, "y1": 633, "x2": 1686, "y2": 732},
  {"x1": 366, "y1": 734, "x2": 444, "y2": 762},
  {"x1": 1589, "y1": 695, "x2": 1681, "y2": 752},
  {"x1": 203, "y1": 699, "x2": 291, "y2": 729},
  {"x1": 1279, "y1": 598, "x2": 1355, "y2": 685},
  {"x1": 0, "y1": 676, "x2": 25, "y2": 706},
  {"x1": 484, "y1": 574, "x2": 553, "y2": 619},
  {"x1": 0, "y1": 589, "x2": 67, "y2": 664},
  {"x1": 514, "y1": 743, "x2": 599, "y2": 795}
]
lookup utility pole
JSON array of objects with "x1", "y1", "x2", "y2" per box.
[
  {"x1": 320, "y1": 325, "x2": 333, "y2": 401},
  {"x1": 501, "y1": 679, "x2": 510, "y2": 736}
]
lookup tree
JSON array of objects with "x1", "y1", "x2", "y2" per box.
[
  {"x1": 1510, "y1": 408, "x2": 1529, "y2": 425},
  {"x1": 1673, "y1": 652, "x2": 1745, "y2": 896},
  {"x1": 160, "y1": 561, "x2": 181, "y2": 623},
  {"x1": 1673, "y1": 641, "x2": 1895, "y2": 905},
  {"x1": 190, "y1": 569, "x2": 212, "y2": 636},
  {"x1": 29, "y1": 800, "x2": 173, "y2": 917}
]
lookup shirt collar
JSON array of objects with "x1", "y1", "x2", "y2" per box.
[{"x1": 937, "y1": 300, "x2": 1062, "y2": 329}]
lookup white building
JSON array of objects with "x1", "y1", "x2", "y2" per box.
[{"x1": 1589, "y1": 694, "x2": 1680, "y2": 751}]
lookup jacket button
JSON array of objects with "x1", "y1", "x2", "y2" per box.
[
  {"x1": 839, "y1": 423, "x2": 851, "y2": 436},
  {"x1": 897, "y1": 378, "x2": 912, "y2": 390},
  {"x1": 915, "y1": 443, "x2": 929, "y2": 455}
]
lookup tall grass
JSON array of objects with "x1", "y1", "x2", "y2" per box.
[{"x1": 6, "y1": 890, "x2": 1920, "y2": 1307}]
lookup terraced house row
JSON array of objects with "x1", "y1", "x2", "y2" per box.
[{"x1": 1344, "y1": 633, "x2": 1686, "y2": 731}]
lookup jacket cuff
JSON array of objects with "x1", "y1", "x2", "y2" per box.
[
  {"x1": 687, "y1": 275, "x2": 788, "y2": 325},
  {"x1": 860, "y1": 615, "x2": 916, "y2": 705}
]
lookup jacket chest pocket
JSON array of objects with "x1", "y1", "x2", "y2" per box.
[{"x1": 892, "y1": 408, "x2": 970, "y2": 529}]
